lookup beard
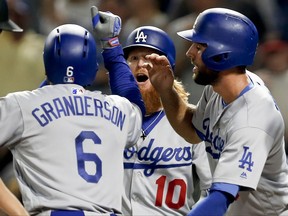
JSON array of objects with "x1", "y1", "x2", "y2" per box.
[
  {"x1": 193, "y1": 65, "x2": 219, "y2": 86},
  {"x1": 140, "y1": 85, "x2": 162, "y2": 115}
]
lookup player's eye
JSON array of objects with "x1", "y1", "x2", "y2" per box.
[
  {"x1": 193, "y1": 43, "x2": 206, "y2": 51},
  {"x1": 128, "y1": 55, "x2": 139, "y2": 62}
]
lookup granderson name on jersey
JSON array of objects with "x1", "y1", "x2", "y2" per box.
[{"x1": 32, "y1": 95, "x2": 126, "y2": 129}]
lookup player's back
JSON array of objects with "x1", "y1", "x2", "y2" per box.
[{"x1": 0, "y1": 84, "x2": 142, "y2": 215}]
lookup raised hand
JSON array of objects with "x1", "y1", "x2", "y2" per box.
[
  {"x1": 144, "y1": 53, "x2": 175, "y2": 95},
  {"x1": 91, "y1": 6, "x2": 121, "y2": 49}
]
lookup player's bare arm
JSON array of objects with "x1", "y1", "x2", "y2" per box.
[
  {"x1": 145, "y1": 53, "x2": 201, "y2": 144},
  {"x1": 0, "y1": 179, "x2": 29, "y2": 216}
]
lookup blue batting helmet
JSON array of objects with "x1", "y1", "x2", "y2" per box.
[
  {"x1": 177, "y1": 8, "x2": 259, "y2": 71},
  {"x1": 43, "y1": 24, "x2": 98, "y2": 86},
  {"x1": 123, "y1": 26, "x2": 176, "y2": 70}
]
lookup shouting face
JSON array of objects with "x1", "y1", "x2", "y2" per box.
[{"x1": 126, "y1": 47, "x2": 162, "y2": 115}]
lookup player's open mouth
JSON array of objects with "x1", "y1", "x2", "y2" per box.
[{"x1": 136, "y1": 73, "x2": 148, "y2": 83}]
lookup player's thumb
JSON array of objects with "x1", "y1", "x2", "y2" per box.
[{"x1": 91, "y1": 6, "x2": 100, "y2": 28}]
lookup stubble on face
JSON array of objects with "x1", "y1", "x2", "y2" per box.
[
  {"x1": 193, "y1": 64, "x2": 219, "y2": 86},
  {"x1": 189, "y1": 43, "x2": 219, "y2": 86}
]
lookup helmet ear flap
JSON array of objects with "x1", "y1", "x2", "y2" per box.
[
  {"x1": 202, "y1": 48, "x2": 232, "y2": 71},
  {"x1": 212, "y1": 53, "x2": 229, "y2": 63}
]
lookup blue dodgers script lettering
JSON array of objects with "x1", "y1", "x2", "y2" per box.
[
  {"x1": 123, "y1": 139, "x2": 193, "y2": 176},
  {"x1": 31, "y1": 95, "x2": 126, "y2": 130},
  {"x1": 202, "y1": 118, "x2": 225, "y2": 159}
]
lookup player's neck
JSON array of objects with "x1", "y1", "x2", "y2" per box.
[
  {"x1": 213, "y1": 71, "x2": 250, "y2": 104},
  {"x1": 145, "y1": 108, "x2": 163, "y2": 117}
]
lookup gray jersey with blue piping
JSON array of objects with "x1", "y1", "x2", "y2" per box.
[
  {"x1": 192, "y1": 71, "x2": 288, "y2": 215},
  {"x1": 0, "y1": 84, "x2": 142, "y2": 215}
]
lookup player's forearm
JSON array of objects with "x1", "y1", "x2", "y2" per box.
[
  {"x1": 160, "y1": 87, "x2": 200, "y2": 144},
  {"x1": 187, "y1": 190, "x2": 233, "y2": 216},
  {"x1": 0, "y1": 179, "x2": 29, "y2": 216},
  {"x1": 102, "y1": 46, "x2": 145, "y2": 117}
]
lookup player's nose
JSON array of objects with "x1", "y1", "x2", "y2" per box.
[
  {"x1": 138, "y1": 57, "x2": 151, "y2": 68},
  {"x1": 186, "y1": 43, "x2": 200, "y2": 61}
]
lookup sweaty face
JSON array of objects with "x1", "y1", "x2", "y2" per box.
[
  {"x1": 187, "y1": 43, "x2": 219, "y2": 85},
  {"x1": 126, "y1": 47, "x2": 162, "y2": 115}
]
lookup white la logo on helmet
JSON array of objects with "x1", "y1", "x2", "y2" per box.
[{"x1": 135, "y1": 30, "x2": 147, "y2": 43}]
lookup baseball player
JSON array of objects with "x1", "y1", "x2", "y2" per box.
[
  {"x1": 0, "y1": 0, "x2": 22, "y2": 33},
  {"x1": 145, "y1": 8, "x2": 288, "y2": 216},
  {"x1": 0, "y1": 0, "x2": 29, "y2": 215},
  {"x1": 122, "y1": 26, "x2": 211, "y2": 216},
  {"x1": 0, "y1": 7, "x2": 145, "y2": 216}
]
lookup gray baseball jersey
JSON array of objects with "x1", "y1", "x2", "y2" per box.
[
  {"x1": 122, "y1": 111, "x2": 211, "y2": 216},
  {"x1": 0, "y1": 84, "x2": 142, "y2": 215},
  {"x1": 192, "y1": 71, "x2": 288, "y2": 215}
]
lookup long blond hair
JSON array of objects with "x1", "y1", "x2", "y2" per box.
[{"x1": 173, "y1": 79, "x2": 190, "y2": 103}]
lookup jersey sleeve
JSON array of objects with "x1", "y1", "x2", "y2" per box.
[
  {"x1": 123, "y1": 100, "x2": 142, "y2": 148},
  {"x1": 213, "y1": 127, "x2": 273, "y2": 190},
  {"x1": 192, "y1": 86, "x2": 214, "y2": 140},
  {"x1": 192, "y1": 142, "x2": 212, "y2": 190},
  {"x1": 0, "y1": 94, "x2": 24, "y2": 148}
]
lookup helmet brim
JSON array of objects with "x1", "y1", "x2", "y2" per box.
[
  {"x1": 177, "y1": 29, "x2": 193, "y2": 41},
  {"x1": 177, "y1": 29, "x2": 209, "y2": 45},
  {"x1": 123, "y1": 44, "x2": 175, "y2": 70},
  {"x1": 0, "y1": 19, "x2": 23, "y2": 32},
  {"x1": 123, "y1": 44, "x2": 164, "y2": 56}
]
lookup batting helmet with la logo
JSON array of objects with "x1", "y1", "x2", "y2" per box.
[{"x1": 123, "y1": 26, "x2": 176, "y2": 70}]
